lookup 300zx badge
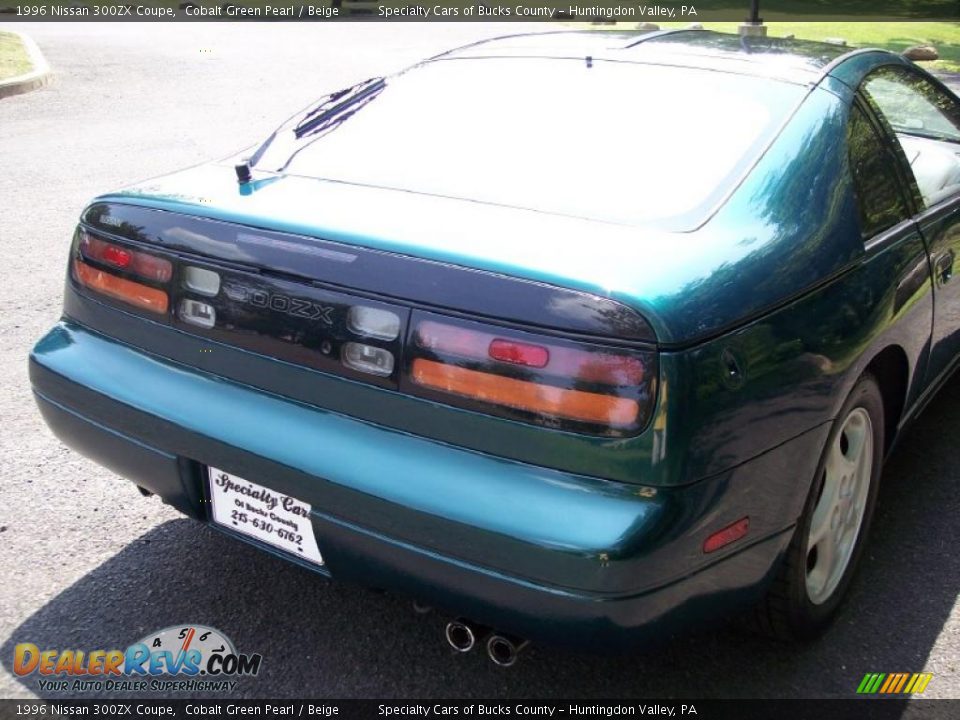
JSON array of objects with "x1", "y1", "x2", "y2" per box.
[{"x1": 225, "y1": 285, "x2": 335, "y2": 325}]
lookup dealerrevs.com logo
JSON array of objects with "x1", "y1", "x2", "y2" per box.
[{"x1": 13, "y1": 625, "x2": 262, "y2": 693}]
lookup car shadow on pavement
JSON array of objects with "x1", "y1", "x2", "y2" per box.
[{"x1": 4, "y1": 377, "x2": 959, "y2": 699}]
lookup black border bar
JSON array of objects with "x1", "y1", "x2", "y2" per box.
[
  {"x1": 0, "y1": 1, "x2": 957, "y2": 22},
  {"x1": 2, "y1": 699, "x2": 957, "y2": 720}
]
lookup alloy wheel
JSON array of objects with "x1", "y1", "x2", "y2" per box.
[{"x1": 805, "y1": 407, "x2": 874, "y2": 605}]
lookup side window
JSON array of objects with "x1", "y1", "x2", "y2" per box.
[
  {"x1": 847, "y1": 104, "x2": 910, "y2": 238},
  {"x1": 864, "y1": 68, "x2": 960, "y2": 141},
  {"x1": 863, "y1": 67, "x2": 960, "y2": 208}
]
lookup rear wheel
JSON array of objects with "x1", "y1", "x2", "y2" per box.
[{"x1": 755, "y1": 374, "x2": 884, "y2": 640}]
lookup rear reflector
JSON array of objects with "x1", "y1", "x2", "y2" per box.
[
  {"x1": 74, "y1": 260, "x2": 169, "y2": 314},
  {"x1": 79, "y1": 231, "x2": 172, "y2": 283},
  {"x1": 411, "y1": 358, "x2": 640, "y2": 428},
  {"x1": 703, "y1": 517, "x2": 750, "y2": 554}
]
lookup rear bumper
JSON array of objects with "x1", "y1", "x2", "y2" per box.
[{"x1": 30, "y1": 320, "x2": 826, "y2": 648}]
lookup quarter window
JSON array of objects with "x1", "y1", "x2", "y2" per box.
[
  {"x1": 847, "y1": 104, "x2": 909, "y2": 238},
  {"x1": 864, "y1": 68, "x2": 960, "y2": 142},
  {"x1": 863, "y1": 67, "x2": 960, "y2": 208}
]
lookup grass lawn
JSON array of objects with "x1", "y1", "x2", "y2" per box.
[
  {"x1": 0, "y1": 31, "x2": 31, "y2": 82},
  {"x1": 576, "y1": 22, "x2": 960, "y2": 73}
]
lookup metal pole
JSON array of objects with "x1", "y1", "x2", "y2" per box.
[{"x1": 740, "y1": 0, "x2": 766, "y2": 36}]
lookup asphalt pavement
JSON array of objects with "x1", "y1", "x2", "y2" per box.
[{"x1": 0, "y1": 23, "x2": 957, "y2": 701}]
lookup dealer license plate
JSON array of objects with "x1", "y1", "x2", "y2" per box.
[{"x1": 208, "y1": 466, "x2": 324, "y2": 566}]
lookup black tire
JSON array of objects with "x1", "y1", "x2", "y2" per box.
[{"x1": 754, "y1": 373, "x2": 885, "y2": 641}]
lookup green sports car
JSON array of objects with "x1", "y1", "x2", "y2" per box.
[{"x1": 30, "y1": 30, "x2": 960, "y2": 664}]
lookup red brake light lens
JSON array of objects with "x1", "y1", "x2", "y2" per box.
[
  {"x1": 101, "y1": 244, "x2": 132, "y2": 268},
  {"x1": 79, "y1": 231, "x2": 172, "y2": 283},
  {"x1": 488, "y1": 339, "x2": 549, "y2": 368},
  {"x1": 408, "y1": 314, "x2": 655, "y2": 436}
]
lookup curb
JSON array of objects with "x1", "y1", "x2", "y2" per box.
[{"x1": 0, "y1": 28, "x2": 51, "y2": 99}]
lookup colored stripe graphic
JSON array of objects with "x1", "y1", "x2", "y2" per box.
[
  {"x1": 879, "y1": 674, "x2": 896, "y2": 693},
  {"x1": 857, "y1": 672, "x2": 933, "y2": 694},
  {"x1": 856, "y1": 674, "x2": 875, "y2": 693},
  {"x1": 914, "y1": 673, "x2": 933, "y2": 693},
  {"x1": 903, "y1": 674, "x2": 919, "y2": 694}
]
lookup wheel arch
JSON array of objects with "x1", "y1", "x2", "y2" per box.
[{"x1": 863, "y1": 344, "x2": 910, "y2": 455}]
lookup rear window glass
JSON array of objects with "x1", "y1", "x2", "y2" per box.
[{"x1": 264, "y1": 58, "x2": 806, "y2": 227}]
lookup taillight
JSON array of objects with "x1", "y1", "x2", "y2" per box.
[
  {"x1": 72, "y1": 229, "x2": 171, "y2": 315},
  {"x1": 73, "y1": 260, "x2": 169, "y2": 314},
  {"x1": 488, "y1": 338, "x2": 549, "y2": 368},
  {"x1": 67, "y1": 227, "x2": 657, "y2": 435},
  {"x1": 406, "y1": 314, "x2": 656, "y2": 436},
  {"x1": 79, "y1": 231, "x2": 172, "y2": 282}
]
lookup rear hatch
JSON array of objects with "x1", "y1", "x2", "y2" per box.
[
  {"x1": 63, "y1": 49, "x2": 811, "y2": 482},
  {"x1": 68, "y1": 182, "x2": 661, "y2": 483}
]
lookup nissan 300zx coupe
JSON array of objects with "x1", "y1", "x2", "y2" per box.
[{"x1": 29, "y1": 30, "x2": 960, "y2": 662}]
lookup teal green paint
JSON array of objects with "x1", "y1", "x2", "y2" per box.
[
  {"x1": 100, "y1": 85, "x2": 862, "y2": 347},
  {"x1": 32, "y1": 322, "x2": 662, "y2": 556}
]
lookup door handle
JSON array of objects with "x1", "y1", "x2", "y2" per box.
[{"x1": 935, "y1": 250, "x2": 955, "y2": 285}]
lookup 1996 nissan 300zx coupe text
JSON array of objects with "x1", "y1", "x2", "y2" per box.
[{"x1": 30, "y1": 30, "x2": 960, "y2": 661}]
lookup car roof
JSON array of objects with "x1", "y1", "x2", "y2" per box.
[{"x1": 429, "y1": 29, "x2": 869, "y2": 85}]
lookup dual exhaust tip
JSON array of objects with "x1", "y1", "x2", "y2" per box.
[{"x1": 444, "y1": 619, "x2": 529, "y2": 667}]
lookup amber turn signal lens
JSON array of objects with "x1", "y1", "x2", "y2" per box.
[
  {"x1": 411, "y1": 359, "x2": 639, "y2": 428},
  {"x1": 74, "y1": 260, "x2": 169, "y2": 314}
]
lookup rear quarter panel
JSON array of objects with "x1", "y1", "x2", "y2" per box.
[{"x1": 655, "y1": 77, "x2": 933, "y2": 483}]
